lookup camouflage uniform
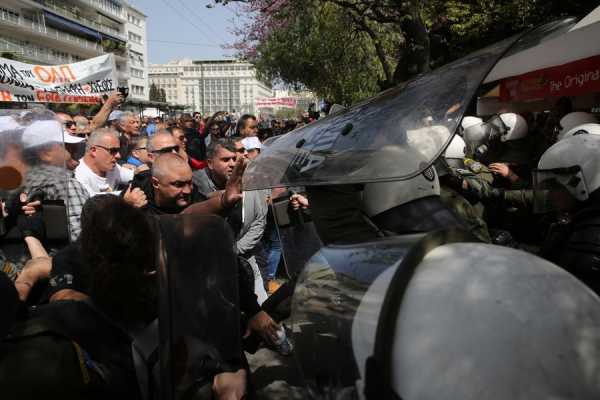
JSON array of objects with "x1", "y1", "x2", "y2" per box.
[{"x1": 440, "y1": 184, "x2": 491, "y2": 243}]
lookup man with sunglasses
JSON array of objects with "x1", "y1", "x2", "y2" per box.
[
  {"x1": 55, "y1": 112, "x2": 78, "y2": 137},
  {"x1": 75, "y1": 128, "x2": 137, "y2": 198},
  {"x1": 127, "y1": 131, "x2": 185, "y2": 201}
]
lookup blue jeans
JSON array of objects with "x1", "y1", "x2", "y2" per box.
[{"x1": 265, "y1": 229, "x2": 281, "y2": 280}]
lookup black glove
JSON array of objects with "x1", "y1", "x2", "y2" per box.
[{"x1": 17, "y1": 213, "x2": 45, "y2": 241}]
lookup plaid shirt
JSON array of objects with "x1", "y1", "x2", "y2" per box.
[{"x1": 22, "y1": 164, "x2": 89, "y2": 242}]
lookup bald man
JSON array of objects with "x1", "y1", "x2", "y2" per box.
[
  {"x1": 149, "y1": 153, "x2": 198, "y2": 214},
  {"x1": 129, "y1": 131, "x2": 181, "y2": 199},
  {"x1": 150, "y1": 153, "x2": 280, "y2": 353}
]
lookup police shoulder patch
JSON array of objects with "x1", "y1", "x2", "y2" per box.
[{"x1": 422, "y1": 166, "x2": 435, "y2": 182}]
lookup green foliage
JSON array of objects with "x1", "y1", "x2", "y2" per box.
[
  {"x1": 231, "y1": 0, "x2": 598, "y2": 105},
  {"x1": 252, "y1": 2, "x2": 384, "y2": 105}
]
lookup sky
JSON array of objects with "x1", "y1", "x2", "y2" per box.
[{"x1": 127, "y1": 0, "x2": 247, "y2": 64}]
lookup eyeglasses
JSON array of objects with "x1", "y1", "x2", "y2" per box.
[
  {"x1": 94, "y1": 144, "x2": 121, "y2": 156},
  {"x1": 152, "y1": 145, "x2": 180, "y2": 154}
]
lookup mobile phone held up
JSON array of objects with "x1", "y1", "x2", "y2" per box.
[{"x1": 117, "y1": 86, "x2": 129, "y2": 99}]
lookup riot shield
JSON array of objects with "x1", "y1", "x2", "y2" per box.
[
  {"x1": 243, "y1": 19, "x2": 580, "y2": 191},
  {"x1": 271, "y1": 195, "x2": 323, "y2": 280},
  {"x1": 289, "y1": 234, "x2": 424, "y2": 397},
  {"x1": 0, "y1": 109, "x2": 74, "y2": 279},
  {"x1": 156, "y1": 214, "x2": 240, "y2": 400}
]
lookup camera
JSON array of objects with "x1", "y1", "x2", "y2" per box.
[{"x1": 117, "y1": 86, "x2": 129, "y2": 98}]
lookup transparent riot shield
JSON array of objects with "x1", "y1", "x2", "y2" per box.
[
  {"x1": 289, "y1": 234, "x2": 423, "y2": 398},
  {"x1": 243, "y1": 19, "x2": 578, "y2": 191},
  {"x1": 156, "y1": 214, "x2": 240, "y2": 400},
  {"x1": 271, "y1": 195, "x2": 323, "y2": 280},
  {"x1": 0, "y1": 109, "x2": 73, "y2": 279}
]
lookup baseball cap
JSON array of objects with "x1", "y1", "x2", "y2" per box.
[
  {"x1": 22, "y1": 120, "x2": 85, "y2": 148},
  {"x1": 241, "y1": 136, "x2": 262, "y2": 151},
  {"x1": 108, "y1": 110, "x2": 123, "y2": 122},
  {"x1": 0, "y1": 116, "x2": 22, "y2": 132}
]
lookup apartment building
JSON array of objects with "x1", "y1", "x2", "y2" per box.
[
  {"x1": 149, "y1": 59, "x2": 273, "y2": 114},
  {"x1": 124, "y1": 3, "x2": 148, "y2": 100},
  {"x1": 0, "y1": 0, "x2": 148, "y2": 98}
]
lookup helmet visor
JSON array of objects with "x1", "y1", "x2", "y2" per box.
[{"x1": 532, "y1": 166, "x2": 588, "y2": 213}]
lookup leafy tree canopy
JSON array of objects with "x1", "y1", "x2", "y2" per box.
[{"x1": 215, "y1": 0, "x2": 596, "y2": 104}]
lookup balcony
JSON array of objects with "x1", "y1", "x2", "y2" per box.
[
  {"x1": 33, "y1": 0, "x2": 126, "y2": 40},
  {"x1": 0, "y1": 12, "x2": 102, "y2": 54},
  {"x1": 73, "y1": 0, "x2": 125, "y2": 22},
  {"x1": 0, "y1": 38, "x2": 75, "y2": 65}
]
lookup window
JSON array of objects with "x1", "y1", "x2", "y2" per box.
[
  {"x1": 130, "y1": 68, "x2": 144, "y2": 78},
  {"x1": 0, "y1": 7, "x2": 19, "y2": 23},
  {"x1": 128, "y1": 13, "x2": 142, "y2": 27},
  {"x1": 128, "y1": 32, "x2": 142, "y2": 44}
]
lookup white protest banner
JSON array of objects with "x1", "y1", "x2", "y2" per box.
[
  {"x1": 0, "y1": 54, "x2": 117, "y2": 104},
  {"x1": 255, "y1": 97, "x2": 298, "y2": 108}
]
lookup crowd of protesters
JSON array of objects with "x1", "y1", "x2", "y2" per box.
[{"x1": 0, "y1": 91, "x2": 308, "y2": 399}]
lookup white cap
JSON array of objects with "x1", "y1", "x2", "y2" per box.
[
  {"x1": 0, "y1": 116, "x2": 22, "y2": 132},
  {"x1": 242, "y1": 136, "x2": 262, "y2": 151},
  {"x1": 108, "y1": 110, "x2": 123, "y2": 122},
  {"x1": 22, "y1": 120, "x2": 85, "y2": 148}
]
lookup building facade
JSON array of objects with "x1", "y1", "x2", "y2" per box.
[
  {"x1": 124, "y1": 3, "x2": 148, "y2": 100},
  {"x1": 0, "y1": 0, "x2": 148, "y2": 98},
  {"x1": 149, "y1": 59, "x2": 273, "y2": 115}
]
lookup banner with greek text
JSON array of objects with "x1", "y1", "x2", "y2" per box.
[
  {"x1": 0, "y1": 54, "x2": 117, "y2": 104},
  {"x1": 255, "y1": 97, "x2": 298, "y2": 108}
]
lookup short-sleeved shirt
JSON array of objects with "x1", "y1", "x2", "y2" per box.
[{"x1": 75, "y1": 159, "x2": 134, "y2": 196}]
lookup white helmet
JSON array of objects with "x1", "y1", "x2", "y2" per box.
[
  {"x1": 352, "y1": 243, "x2": 600, "y2": 400},
  {"x1": 491, "y1": 113, "x2": 528, "y2": 142},
  {"x1": 460, "y1": 116, "x2": 483, "y2": 131},
  {"x1": 560, "y1": 122, "x2": 600, "y2": 141},
  {"x1": 363, "y1": 166, "x2": 440, "y2": 217},
  {"x1": 444, "y1": 134, "x2": 466, "y2": 160},
  {"x1": 558, "y1": 112, "x2": 598, "y2": 141},
  {"x1": 537, "y1": 134, "x2": 600, "y2": 202}
]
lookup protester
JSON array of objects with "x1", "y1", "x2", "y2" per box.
[
  {"x1": 238, "y1": 114, "x2": 258, "y2": 138},
  {"x1": 20, "y1": 119, "x2": 89, "y2": 241},
  {"x1": 75, "y1": 128, "x2": 136, "y2": 196},
  {"x1": 125, "y1": 136, "x2": 150, "y2": 168},
  {"x1": 55, "y1": 112, "x2": 78, "y2": 137},
  {"x1": 241, "y1": 136, "x2": 262, "y2": 160},
  {"x1": 193, "y1": 139, "x2": 269, "y2": 302}
]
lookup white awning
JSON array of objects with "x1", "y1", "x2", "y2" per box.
[{"x1": 484, "y1": 6, "x2": 600, "y2": 83}]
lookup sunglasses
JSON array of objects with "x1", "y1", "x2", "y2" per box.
[
  {"x1": 64, "y1": 121, "x2": 76, "y2": 128},
  {"x1": 152, "y1": 145, "x2": 180, "y2": 154},
  {"x1": 94, "y1": 144, "x2": 121, "y2": 156}
]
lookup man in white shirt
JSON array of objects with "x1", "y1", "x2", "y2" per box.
[{"x1": 75, "y1": 128, "x2": 134, "y2": 196}]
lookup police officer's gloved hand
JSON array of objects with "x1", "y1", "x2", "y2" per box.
[{"x1": 17, "y1": 213, "x2": 46, "y2": 241}]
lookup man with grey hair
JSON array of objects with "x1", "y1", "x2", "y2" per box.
[
  {"x1": 116, "y1": 111, "x2": 141, "y2": 161},
  {"x1": 75, "y1": 128, "x2": 143, "y2": 206}
]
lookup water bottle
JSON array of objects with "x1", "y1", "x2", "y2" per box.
[{"x1": 273, "y1": 325, "x2": 293, "y2": 356}]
